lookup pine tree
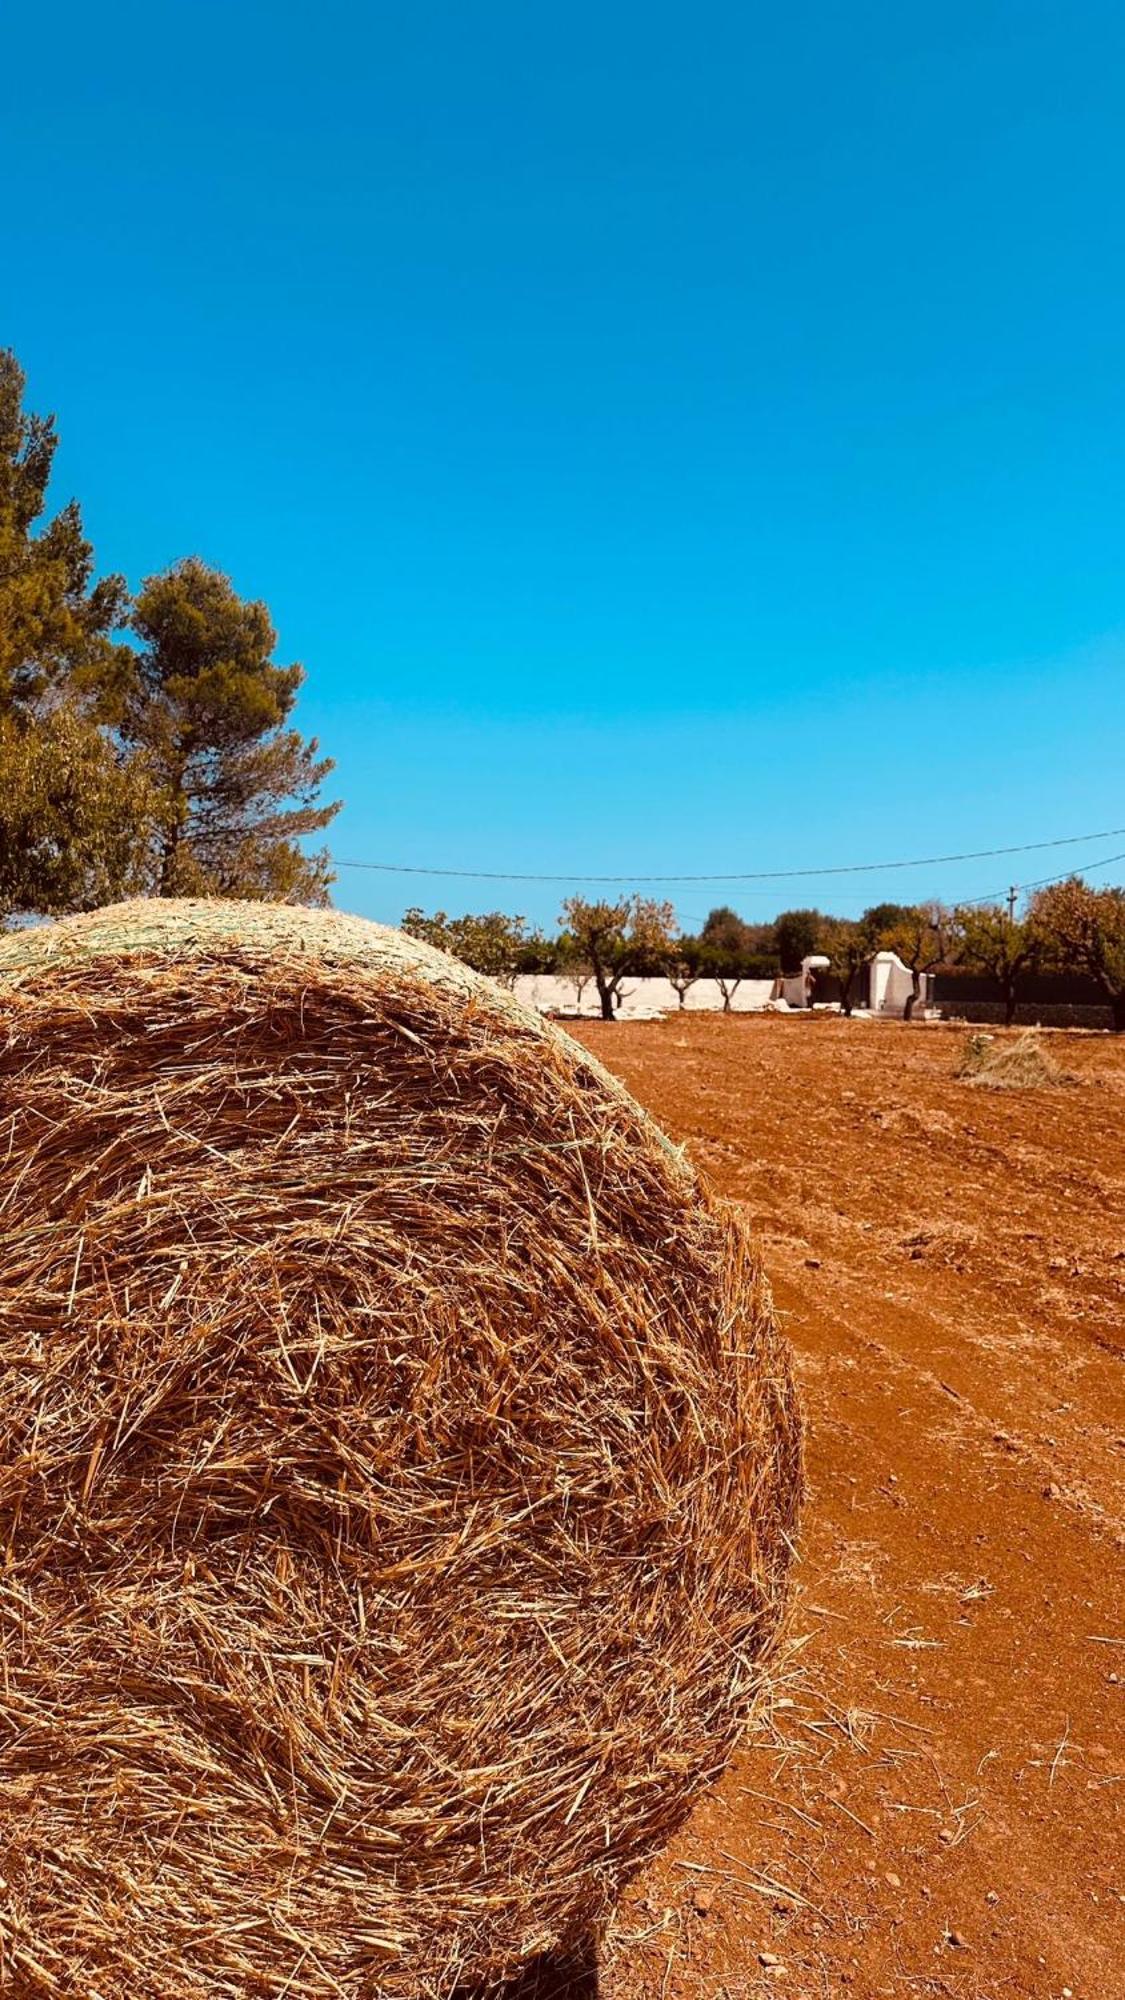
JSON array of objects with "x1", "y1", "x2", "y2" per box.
[
  {"x1": 119, "y1": 558, "x2": 340, "y2": 903},
  {"x1": 0, "y1": 350, "x2": 131, "y2": 710},
  {"x1": 0, "y1": 351, "x2": 163, "y2": 922}
]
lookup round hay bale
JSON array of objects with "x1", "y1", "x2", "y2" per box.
[{"x1": 0, "y1": 900, "x2": 801, "y2": 2000}]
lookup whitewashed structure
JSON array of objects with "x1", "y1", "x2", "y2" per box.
[
  {"x1": 778, "y1": 953, "x2": 831, "y2": 1009},
  {"x1": 868, "y1": 950, "x2": 928, "y2": 1016}
]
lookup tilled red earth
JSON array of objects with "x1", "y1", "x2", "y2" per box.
[{"x1": 568, "y1": 1014, "x2": 1125, "y2": 2000}]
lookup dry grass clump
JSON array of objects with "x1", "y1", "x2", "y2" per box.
[
  {"x1": 957, "y1": 1029, "x2": 1077, "y2": 1091},
  {"x1": 0, "y1": 900, "x2": 801, "y2": 2000}
]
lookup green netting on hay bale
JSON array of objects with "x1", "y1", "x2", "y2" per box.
[{"x1": 0, "y1": 899, "x2": 802, "y2": 2000}]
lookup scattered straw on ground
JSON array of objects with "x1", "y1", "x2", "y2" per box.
[
  {"x1": 957, "y1": 1029, "x2": 1078, "y2": 1091},
  {"x1": 0, "y1": 900, "x2": 801, "y2": 2000}
]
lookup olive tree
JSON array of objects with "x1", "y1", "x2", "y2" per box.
[
  {"x1": 954, "y1": 903, "x2": 1040, "y2": 1026},
  {"x1": 820, "y1": 915, "x2": 869, "y2": 1016},
  {"x1": 401, "y1": 907, "x2": 541, "y2": 988},
  {"x1": 559, "y1": 895, "x2": 677, "y2": 1020},
  {"x1": 1031, "y1": 877, "x2": 1125, "y2": 1032}
]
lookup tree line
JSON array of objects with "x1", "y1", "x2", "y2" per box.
[
  {"x1": 404, "y1": 886, "x2": 1125, "y2": 1030},
  {"x1": 0, "y1": 350, "x2": 339, "y2": 924}
]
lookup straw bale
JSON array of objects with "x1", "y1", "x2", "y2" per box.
[
  {"x1": 0, "y1": 900, "x2": 801, "y2": 2000},
  {"x1": 957, "y1": 1029, "x2": 1077, "y2": 1090}
]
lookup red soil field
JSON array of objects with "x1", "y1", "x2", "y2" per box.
[{"x1": 569, "y1": 1014, "x2": 1125, "y2": 2000}]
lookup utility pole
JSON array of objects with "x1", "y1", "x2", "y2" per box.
[{"x1": 1007, "y1": 884, "x2": 1018, "y2": 923}]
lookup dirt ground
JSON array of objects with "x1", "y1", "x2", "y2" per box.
[{"x1": 567, "y1": 1014, "x2": 1125, "y2": 2000}]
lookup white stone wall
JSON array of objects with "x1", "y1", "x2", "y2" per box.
[
  {"x1": 514, "y1": 975, "x2": 778, "y2": 1019},
  {"x1": 515, "y1": 956, "x2": 927, "y2": 1021}
]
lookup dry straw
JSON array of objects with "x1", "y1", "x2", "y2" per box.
[
  {"x1": 0, "y1": 900, "x2": 801, "y2": 2000},
  {"x1": 957, "y1": 1028, "x2": 1077, "y2": 1091}
]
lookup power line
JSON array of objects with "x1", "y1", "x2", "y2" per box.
[
  {"x1": 975, "y1": 848, "x2": 1125, "y2": 903},
  {"x1": 666, "y1": 850, "x2": 1125, "y2": 927},
  {"x1": 330, "y1": 823, "x2": 1125, "y2": 887},
  {"x1": 1025, "y1": 849, "x2": 1125, "y2": 888}
]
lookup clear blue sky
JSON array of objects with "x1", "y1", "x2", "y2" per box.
[{"x1": 6, "y1": 1, "x2": 1124, "y2": 930}]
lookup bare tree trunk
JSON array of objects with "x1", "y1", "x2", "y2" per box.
[
  {"x1": 158, "y1": 825, "x2": 180, "y2": 895},
  {"x1": 158, "y1": 755, "x2": 189, "y2": 895}
]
